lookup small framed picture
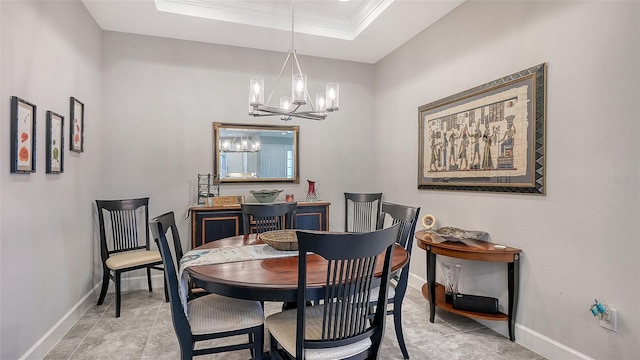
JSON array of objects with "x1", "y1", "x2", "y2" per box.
[
  {"x1": 70, "y1": 97, "x2": 84, "y2": 152},
  {"x1": 46, "y1": 111, "x2": 65, "y2": 174},
  {"x1": 10, "y1": 96, "x2": 37, "y2": 173}
]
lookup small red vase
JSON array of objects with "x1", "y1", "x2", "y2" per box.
[{"x1": 306, "y1": 180, "x2": 317, "y2": 201}]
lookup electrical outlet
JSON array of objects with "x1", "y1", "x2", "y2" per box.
[{"x1": 600, "y1": 308, "x2": 617, "y2": 331}]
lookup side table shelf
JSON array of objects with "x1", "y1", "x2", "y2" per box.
[
  {"x1": 421, "y1": 283, "x2": 509, "y2": 321},
  {"x1": 414, "y1": 229, "x2": 522, "y2": 341}
]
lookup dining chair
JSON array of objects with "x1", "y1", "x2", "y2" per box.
[
  {"x1": 370, "y1": 202, "x2": 420, "y2": 359},
  {"x1": 241, "y1": 202, "x2": 297, "y2": 235},
  {"x1": 344, "y1": 192, "x2": 383, "y2": 232},
  {"x1": 95, "y1": 197, "x2": 166, "y2": 318},
  {"x1": 150, "y1": 212, "x2": 265, "y2": 360},
  {"x1": 151, "y1": 211, "x2": 207, "y2": 300},
  {"x1": 266, "y1": 224, "x2": 401, "y2": 360}
]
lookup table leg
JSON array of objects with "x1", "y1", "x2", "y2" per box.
[
  {"x1": 507, "y1": 255, "x2": 520, "y2": 341},
  {"x1": 426, "y1": 246, "x2": 437, "y2": 323}
]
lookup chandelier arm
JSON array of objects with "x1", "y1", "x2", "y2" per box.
[
  {"x1": 265, "y1": 52, "x2": 293, "y2": 106},
  {"x1": 250, "y1": 105, "x2": 326, "y2": 120}
]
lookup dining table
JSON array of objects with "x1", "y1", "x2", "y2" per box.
[{"x1": 183, "y1": 232, "x2": 411, "y2": 304}]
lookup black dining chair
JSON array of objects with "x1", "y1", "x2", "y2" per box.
[
  {"x1": 151, "y1": 211, "x2": 207, "y2": 300},
  {"x1": 150, "y1": 212, "x2": 265, "y2": 360},
  {"x1": 241, "y1": 202, "x2": 297, "y2": 235},
  {"x1": 370, "y1": 202, "x2": 420, "y2": 359},
  {"x1": 95, "y1": 197, "x2": 167, "y2": 317},
  {"x1": 266, "y1": 224, "x2": 400, "y2": 360},
  {"x1": 344, "y1": 192, "x2": 383, "y2": 232}
]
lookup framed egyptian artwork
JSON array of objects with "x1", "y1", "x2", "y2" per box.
[{"x1": 418, "y1": 63, "x2": 546, "y2": 194}]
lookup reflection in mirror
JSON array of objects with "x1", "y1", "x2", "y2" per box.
[{"x1": 213, "y1": 122, "x2": 299, "y2": 183}]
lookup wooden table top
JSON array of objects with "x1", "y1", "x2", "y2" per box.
[
  {"x1": 415, "y1": 229, "x2": 521, "y2": 262},
  {"x1": 184, "y1": 233, "x2": 410, "y2": 301}
]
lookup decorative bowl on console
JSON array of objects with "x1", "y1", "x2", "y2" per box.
[{"x1": 250, "y1": 189, "x2": 283, "y2": 203}]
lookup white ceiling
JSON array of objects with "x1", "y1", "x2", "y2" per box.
[{"x1": 81, "y1": 0, "x2": 464, "y2": 64}]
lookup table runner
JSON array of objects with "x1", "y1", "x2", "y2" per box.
[{"x1": 178, "y1": 244, "x2": 298, "y2": 317}]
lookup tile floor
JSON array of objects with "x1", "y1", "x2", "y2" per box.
[{"x1": 44, "y1": 287, "x2": 545, "y2": 359}]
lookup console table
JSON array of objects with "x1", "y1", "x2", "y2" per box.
[
  {"x1": 414, "y1": 229, "x2": 522, "y2": 341},
  {"x1": 190, "y1": 201, "x2": 330, "y2": 248}
]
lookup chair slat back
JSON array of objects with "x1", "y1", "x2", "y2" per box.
[
  {"x1": 378, "y1": 202, "x2": 420, "y2": 285},
  {"x1": 151, "y1": 211, "x2": 184, "y2": 269},
  {"x1": 241, "y1": 202, "x2": 297, "y2": 235},
  {"x1": 344, "y1": 192, "x2": 383, "y2": 233},
  {"x1": 320, "y1": 255, "x2": 378, "y2": 340},
  {"x1": 295, "y1": 224, "x2": 400, "y2": 358},
  {"x1": 96, "y1": 198, "x2": 150, "y2": 259}
]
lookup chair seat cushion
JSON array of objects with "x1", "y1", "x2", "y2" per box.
[
  {"x1": 266, "y1": 306, "x2": 372, "y2": 360},
  {"x1": 369, "y1": 284, "x2": 396, "y2": 303},
  {"x1": 188, "y1": 294, "x2": 264, "y2": 335},
  {"x1": 105, "y1": 250, "x2": 162, "y2": 270}
]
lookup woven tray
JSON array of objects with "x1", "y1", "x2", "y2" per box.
[{"x1": 260, "y1": 230, "x2": 298, "y2": 251}]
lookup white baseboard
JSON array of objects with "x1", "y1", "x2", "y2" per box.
[
  {"x1": 117, "y1": 273, "x2": 166, "y2": 292},
  {"x1": 406, "y1": 273, "x2": 591, "y2": 360},
  {"x1": 19, "y1": 274, "x2": 165, "y2": 360},
  {"x1": 19, "y1": 283, "x2": 101, "y2": 360}
]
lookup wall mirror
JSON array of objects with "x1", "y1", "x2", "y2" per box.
[{"x1": 213, "y1": 122, "x2": 299, "y2": 183}]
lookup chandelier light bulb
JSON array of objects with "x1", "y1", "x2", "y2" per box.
[
  {"x1": 280, "y1": 97, "x2": 291, "y2": 110},
  {"x1": 316, "y1": 93, "x2": 326, "y2": 112},
  {"x1": 326, "y1": 83, "x2": 339, "y2": 111},
  {"x1": 292, "y1": 74, "x2": 307, "y2": 105},
  {"x1": 249, "y1": 77, "x2": 264, "y2": 106}
]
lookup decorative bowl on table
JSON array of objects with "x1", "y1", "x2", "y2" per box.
[
  {"x1": 250, "y1": 189, "x2": 283, "y2": 203},
  {"x1": 260, "y1": 230, "x2": 298, "y2": 251}
]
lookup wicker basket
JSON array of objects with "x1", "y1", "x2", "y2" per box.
[{"x1": 260, "y1": 230, "x2": 298, "y2": 251}]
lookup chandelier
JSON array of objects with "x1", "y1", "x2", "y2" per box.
[
  {"x1": 248, "y1": 0, "x2": 339, "y2": 121},
  {"x1": 220, "y1": 135, "x2": 260, "y2": 153}
]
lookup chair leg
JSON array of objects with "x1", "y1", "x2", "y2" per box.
[
  {"x1": 97, "y1": 266, "x2": 110, "y2": 306},
  {"x1": 163, "y1": 274, "x2": 169, "y2": 302},
  {"x1": 146, "y1": 267, "x2": 153, "y2": 292},
  {"x1": 253, "y1": 325, "x2": 264, "y2": 360},
  {"x1": 180, "y1": 343, "x2": 194, "y2": 360},
  {"x1": 115, "y1": 271, "x2": 122, "y2": 318},
  {"x1": 393, "y1": 305, "x2": 410, "y2": 359}
]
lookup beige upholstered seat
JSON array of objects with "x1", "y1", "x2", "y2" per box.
[
  {"x1": 368, "y1": 283, "x2": 396, "y2": 302},
  {"x1": 105, "y1": 250, "x2": 161, "y2": 270},
  {"x1": 266, "y1": 306, "x2": 371, "y2": 360},
  {"x1": 188, "y1": 294, "x2": 264, "y2": 335}
]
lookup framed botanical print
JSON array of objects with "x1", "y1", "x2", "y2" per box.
[
  {"x1": 418, "y1": 63, "x2": 546, "y2": 194},
  {"x1": 10, "y1": 96, "x2": 37, "y2": 173},
  {"x1": 70, "y1": 97, "x2": 84, "y2": 152},
  {"x1": 46, "y1": 111, "x2": 64, "y2": 174}
]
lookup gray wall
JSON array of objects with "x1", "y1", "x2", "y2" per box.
[
  {"x1": 0, "y1": 1, "x2": 102, "y2": 359},
  {"x1": 100, "y1": 32, "x2": 376, "y2": 248},
  {"x1": 1, "y1": 1, "x2": 639, "y2": 359},
  {"x1": 374, "y1": 1, "x2": 639, "y2": 359}
]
